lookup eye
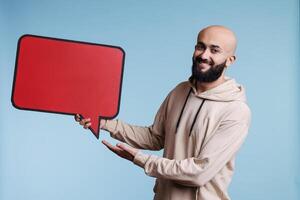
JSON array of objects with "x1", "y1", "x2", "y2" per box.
[
  {"x1": 211, "y1": 49, "x2": 219, "y2": 54},
  {"x1": 195, "y1": 44, "x2": 205, "y2": 50}
]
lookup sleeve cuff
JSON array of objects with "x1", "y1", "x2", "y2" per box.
[
  {"x1": 102, "y1": 119, "x2": 118, "y2": 133},
  {"x1": 133, "y1": 151, "x2": 150, "y2": 168}
]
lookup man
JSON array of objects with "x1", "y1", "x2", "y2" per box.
[{"x1": 75, "y1": 25, "x2": 251, "y2": 200}]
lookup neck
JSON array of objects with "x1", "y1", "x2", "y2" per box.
[{"x1": 196, "y1": 76, "x2": 226, "y2": 93}]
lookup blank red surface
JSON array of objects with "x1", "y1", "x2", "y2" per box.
[{"x1": 12, "y1": 35, "x2": 125, "y2": 138}]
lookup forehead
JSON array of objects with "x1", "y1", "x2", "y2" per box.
[{"x1": 197, "y1": 29, "x2": 234, "y2": 52}]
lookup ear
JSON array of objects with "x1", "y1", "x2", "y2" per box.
[{"x1": 225, "y1": 55, "x2": 236, "y2": 67}]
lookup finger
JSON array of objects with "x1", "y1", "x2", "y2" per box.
[
  {"x1": 116, "y1": 143, "x2": 129, "y2": 152},
  {"x1": 117, "y1": 143, "x2": 136, "y2": 156},
  {"x1": 116, "y1": 143, "x2": 136, "y2": 160},
  {"x1": 75, "y1": 114, "x2": 81, "y2": 122},
  {"x1": 83, "y1": 122, "x2": 91, "y2": 129},
  {"x1": 115, "y1": 143, "x2": 129, "y2": 155},
  {"x1": 102, "y1": 141, "x2": 134, "y2": 161},
  {"x1": 99, "y1": 119, "x2": 106, "y2": 129},
  {"x1": 102, "y1": 140, "x2": 122, "y2": 153},
  {"x1": 79, "y1": 118, "x2": 91, "y2": 125},
  {"x1": 102, "y1": 140, "x2": 116, "y2": 150},
  {"x1": 118, "y1": 143, "x2": 136, "y2": 152},
  {"x1": 81, "y1": 118, "x2": 91, "y2": 123}
]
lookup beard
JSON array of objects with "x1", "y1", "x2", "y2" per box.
[{"x1": 191, "y1": 56, "x2": 226, "y2": 83}]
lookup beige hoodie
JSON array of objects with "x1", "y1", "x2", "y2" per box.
[{"x1": 102, "y1": 77, "x2": 251, "y2": 200}]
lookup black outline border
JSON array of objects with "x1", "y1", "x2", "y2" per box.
[{"x1": 11, "y1": 34, "x2": 126, "y2": 139}]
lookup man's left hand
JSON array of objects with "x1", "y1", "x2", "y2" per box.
[{"x1": 102, "y1": 140, "x2": 139, "y2": 162}]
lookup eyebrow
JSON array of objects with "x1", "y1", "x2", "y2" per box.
[
  {"x1": 197, "y1": 41, "x2": 222, "y2": 50},
  {"x1": 211, "y1": 44, "x2": 221, "y2": 49}
]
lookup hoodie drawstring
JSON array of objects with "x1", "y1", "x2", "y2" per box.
[
  {"x1": 189, "y1": 99, "x2": 205, "y2": 136},
  {"x1": 175, "y1": 88, "x2": 206, "y2": 136},
  {"x1": 175, "y1": 88, "x2": 192, "y2": 133}
]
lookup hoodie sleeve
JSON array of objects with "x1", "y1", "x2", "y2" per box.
[
  {"x1": 101, "y1": 93, "x2": 170, "y2": 151},
  {"x1": 133, "y1": 104, "x2": 251, "y2": 187}
]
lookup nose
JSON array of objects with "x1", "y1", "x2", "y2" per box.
[{"x1": 199, "y1": 48, "x2": 210, "y2": 60}]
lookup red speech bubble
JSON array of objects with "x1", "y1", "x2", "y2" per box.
[{"x1": 12, "y1": 35, "x2": 125, "y2": 139}]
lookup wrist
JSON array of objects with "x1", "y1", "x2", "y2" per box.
[{"x1": 133, "y1": 151, "x2": 149, "y2": 168}]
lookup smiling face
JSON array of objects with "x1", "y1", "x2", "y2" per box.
[{"x1": 192, "y1": 25, "x2": 237, "y2": 83}]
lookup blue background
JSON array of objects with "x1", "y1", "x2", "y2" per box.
[{"x1": 0, "y1": 0, "x2": 299, "y2": 199}]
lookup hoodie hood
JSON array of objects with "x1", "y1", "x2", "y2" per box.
[{"x1": 188, "y1": 76, "x2": 247, "y2": 102}]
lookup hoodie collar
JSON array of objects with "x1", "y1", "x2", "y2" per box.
[{"x1": 188, "y1": 76, "x2": 247, "y2": 102}]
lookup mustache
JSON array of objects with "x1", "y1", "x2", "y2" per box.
[{"x1": 194, "y1": 56, "x2": 214, "y2": 66}]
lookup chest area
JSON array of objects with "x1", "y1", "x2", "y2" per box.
[
  {"x1": 163, "y1": 95, "x2": 230, "y2": 158},
  {"x1": 166, "y1": 95, "x2": 226, "y2": 135}
]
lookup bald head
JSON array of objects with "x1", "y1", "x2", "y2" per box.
[
  {"x1": 192, "y1": 25, "x2": 238, "y2": 80},
  {"x1": 198, "y1": 25, "x2": 237, "y2": 55}
]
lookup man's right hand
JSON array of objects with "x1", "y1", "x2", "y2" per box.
[{"x1": 75, "y1": 114, "x2": 105, "y2": 129}]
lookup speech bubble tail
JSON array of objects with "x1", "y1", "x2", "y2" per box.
[
  {"x1": 90, "y1": 115, "x2": 100, "y2": 139},
  {"x1": 80, "y1": 113, "x2": 100, "y2": 139}
]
